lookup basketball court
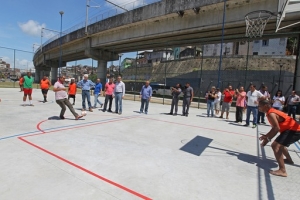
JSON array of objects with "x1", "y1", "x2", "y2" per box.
[{"x1": 0, "y1": 88, "x2": 299, "y2": 199}]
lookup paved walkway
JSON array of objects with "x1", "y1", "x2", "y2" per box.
[{"x1": 0, "y1": 88, "x2": 299, "y2": 200}]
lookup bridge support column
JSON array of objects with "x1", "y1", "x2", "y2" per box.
[
  {"x1": 35, "y1": 66, "x2": 51, "y2": 83},
  {"x1": 294, "y1": 35, "x2": 300, "y2": 91},
  {"x1": 51, "y1": 67, "x2": 58, "y2": 85},
  {"x1": 97, "y1": 60, "x2": 107, "y2": 83}
]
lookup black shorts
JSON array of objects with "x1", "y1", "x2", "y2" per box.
[
  {"x1": 68, "y1": 94, "x2": 76, "y2": 98},
  {"x1": 275, "y1": 130, "x2": 300, "y2": 147},
  {"x1": 41, "y1": 89, "x2": 48, "y2": 94}
]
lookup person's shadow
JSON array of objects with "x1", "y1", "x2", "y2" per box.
[
  {"x1": 48, "y1": 116, "x2": 84, "y2": 120},
  {"x1": 226, "y1": 151, "x2": 278, "y2": 169}
]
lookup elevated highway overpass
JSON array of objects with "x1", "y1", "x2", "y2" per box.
[{"x1": 33, "y1": 0, "x2": 300, "y2": 87}]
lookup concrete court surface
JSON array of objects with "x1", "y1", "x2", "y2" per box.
[{"x1": 0, "y1": 88, "x2": 299, "y2": 200}]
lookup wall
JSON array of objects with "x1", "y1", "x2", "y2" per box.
[{"x1": 252, "y1": 38, "x2": 287, "y2": 56}]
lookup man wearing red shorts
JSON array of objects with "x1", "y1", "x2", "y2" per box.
[
  {"x1": 23, "y1": 72, "x2": 34, "y2": 106},
  {"x1": 259, "y1": 100, "x2": 300, "y2": 177}
]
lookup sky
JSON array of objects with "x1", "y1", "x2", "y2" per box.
[{"x1": 0, "y1": 0, "x2": 152, "y2": 71}]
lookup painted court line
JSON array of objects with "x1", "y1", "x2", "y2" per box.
[
  {"x1": 140, "y1": 116, "x2": 256, "y2": 138},
  {"x1": 18, "y1": 115, "x2": 151, "y2": 200},
  {"x1": 0, "y1": 116, "x2": 138, "y2": 140}
]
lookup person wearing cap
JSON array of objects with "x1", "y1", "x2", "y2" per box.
[
  {"x1": 259, "y1": 100, "x2": 300, "y2": 177},
  {"x1": 77, "y1": 74, "x2": 95, "y2": 112},
  {"x1": 214, "y1": 88, "x2": 222, "y2": 116}
]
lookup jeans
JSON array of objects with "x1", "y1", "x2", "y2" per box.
[
  {"x1": 207, "y1": 99, "x2": 214, "y2": 117},
  {"x1": 246, "y1": 106, "x2": 258, "y2": 125},
  {"x1": 257, "y1": 111, "x2": 266, "y2": 123},
  {"x1": 115, "y1": 93, "x2": 123, "y2": 113},
  {"x1": 140, "y1": 98, "x2": 150, "y2": 113},
  {"x1": 103, "y1": 95, "x2": 113, "y2": 111},
  {"x1": 93, "y1": 93, "x2": 103, "y2": 107},
  {"x1": 170, "y1": 96, "x2": 179, "y2": 114},
  {"x1": 56, "y1": 98, "x2": 78, "y2": 117},
  {"x1": 82, "y1": 90, "x2": 92, "y2": 109},
  {"x1": 236, "y1": 106, "x2": 243, "y2": 123},
  {"x1": 182, "y1": 97, "x2": 191, "y2": 115},
  {"x1": 288, "y1": 105, "x2": 297, "y2": 119}
]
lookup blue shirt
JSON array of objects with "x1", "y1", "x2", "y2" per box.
[
  {"x1": 94, "y1": 83, "x2": 102, "y2": 94},
  {"x1": 77, "y1": 79, "x2": 95, "y2": 90},
  {"x1": 140, "y1": 85, "x2": 152, "y2": 99}
]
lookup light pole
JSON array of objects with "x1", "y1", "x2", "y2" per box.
[
  {"x1": 41, "y1": 27, "x2": 62, "y2": 52},
  {"x1": 278, "y1": 64, "x2": 284, "y2": 89},
  {"x1": 58, "y1": 11, "x2": 64, "y2": 76},
  {"x1": 85, "y1": 0, "x2": 100, "y2": 34},
  {"x1": 118, "y1": 53, "x2": 123, "y2": 75}
]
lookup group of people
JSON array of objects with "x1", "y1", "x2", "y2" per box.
[{"x1": 15, "y1": 73, "x2": 300, "y2": 177}]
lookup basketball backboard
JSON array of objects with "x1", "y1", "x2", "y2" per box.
[{"x1": 276, "y1": 0, "x2": 300, "y2": 32}]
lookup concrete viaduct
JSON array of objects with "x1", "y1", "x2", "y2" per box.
[{"x1": 33, "y1": 0, "x2": 300, "y2": 88}]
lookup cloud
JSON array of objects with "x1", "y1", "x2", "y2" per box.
[
  {"x1": 18, "y1": 20, "x2": 45, "y2": 37},
  {"x1": 1, "y1": 56, "x2": 33, "y2": 70}
]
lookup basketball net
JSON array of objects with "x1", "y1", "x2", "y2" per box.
[{"x1": 245, "y1": 11, "x2": 273, "y2": 38}]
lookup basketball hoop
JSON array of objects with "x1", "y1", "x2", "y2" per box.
[{"x1": 245, "y1": 10, "x2": 275, "y2": 38}]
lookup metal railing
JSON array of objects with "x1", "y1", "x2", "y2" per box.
[{"x1": 35, "y1": 0, "x2": 161, "y2": 54}]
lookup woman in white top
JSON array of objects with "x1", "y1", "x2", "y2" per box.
[{"x1": 272, "y1": 90, "x2": 285, "y2": 110}]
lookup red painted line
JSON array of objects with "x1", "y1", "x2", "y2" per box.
[
  {"x1": 18, "y1": 137, "x2": 151, "y2": 200},
  {"x1": 140, "y1": 117, "x2": 256, "y2": 138},
  {"x1": 36, "y1": 120, "x2": 47, "y2": 133},
  {"x1": 23, "y1": 116, "x2": 138, "y2": 139}
]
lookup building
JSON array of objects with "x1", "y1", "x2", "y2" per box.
[
  {"x1": 203, "y1": 43, "x2": 234, "y2": 56},
  {"x1": 252, "y1": 38, "x2": 287, "y2": 56}
]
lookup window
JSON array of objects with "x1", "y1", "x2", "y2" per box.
[
  {"x1": 262, "y1": 40, "x2": 269, "y2": 46},
  {"x1": 253, "y1": 52, "x2": 258, "y2": 55},
  {"x1": 254, "y1": 40, "x2": 260, "y2": 43},
  {"x1": 272, "y1": 52, "x2": 275, "y2": 54}
]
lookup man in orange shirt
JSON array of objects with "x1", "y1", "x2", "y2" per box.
[
  {"x1": 40, "y1": 76, "x2": 51, "y2": 103},
  {"x1": 259, "y1": 100, "x2": 300, "y2": 177},
  {"x1": 68, "y1": 78, "x2": 77, "y2": 105},
  {"x1": 19, "y1": 76, "x2": 24, "y2": 92},
  {"x1": 219, "y1": 85, "x2": 235, "y2": 119}
]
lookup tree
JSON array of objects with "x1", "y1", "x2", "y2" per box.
[
  {"x1": 89, "y1": 72, "x2": 97, "y2": 83},
  {"x1": 287, "y1": 37, "x2": 298, "y2": 55}
]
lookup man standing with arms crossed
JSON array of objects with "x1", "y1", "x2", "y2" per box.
[
  {"x1": 182, "y1": 82, "x2": 194, "y2": 117},
  {"x1": 77, "y1": 74, "x2": 95, "y2": 112},
  {"x1": 139, "y1": 80, "x2": 152, "y2": 114},
  {"x1": 169, "y1": 83, "x2": 182, "y2": 116},
  {"x1": 53, "y1": 76, "x2": 83, "y2": 120},
  {"x1": 103, "y1": 78, "x2": 115, "y2": 112},
  {"x1": 22, "y1": 72, "x2": 34, "y2": 106},
  {"x1": 113, "y1": 75, "x2": 125, "y2": 115},
  {"x1": 259, "y1": 100, "x2": 299, "y2": 177},
  {"x1": 40, "y1": 75, "x2": 51, "y2": 103}
]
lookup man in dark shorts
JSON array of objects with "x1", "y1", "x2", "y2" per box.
[
  {"x1": 259, "y1": 100, "x2": 300, "y2": 177},
  {"x1": 182, "y1": 82, "x2": 194, "y2": 117},
  {"x1": 40, "y1": 76, "x2": 51, "y2": 103}
]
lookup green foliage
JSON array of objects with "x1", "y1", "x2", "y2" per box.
[
  {"x1": 287, "y1": 37, "x2": 298, "y2": 55},
  {"x1": 89, "y1": 73, "x2": 97, "y2": 83}
]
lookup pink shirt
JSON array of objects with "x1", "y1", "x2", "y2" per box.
[
  {"x1": 105, "y1": 82, "x2": 115, "y2": 95},
  {"x1": 236, "y1": 91, "x2": 246, "y2": 107},
  {"x1": 54, "y1": 81, "x2": 67, "y2": 100}
]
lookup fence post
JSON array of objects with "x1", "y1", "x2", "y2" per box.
[{"x1": 198, "y1": 45, "x2": 204, "y2": 109}]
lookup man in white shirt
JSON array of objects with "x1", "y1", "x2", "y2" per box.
[
  {"x1": 286, "y1": 90, "x2": 300, "y2": 120},
  {"x1": 53, "y1": 76, "x2": 83, "y2": 120},
  {"x1": 257, "y1": 85, "x2": 270, "y2": 124},
  {"x1": 113, "y1": 75, "x2": 125, "y2": 115},
  {"x1": 244, "y1": 84, "x2": 265, "y2": 128}
]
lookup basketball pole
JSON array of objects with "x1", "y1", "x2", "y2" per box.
[
  {"x1": 217, "y1": 0, "x2": 226, "y2": 88},
  {"x1": 244, "y1": 39, "x2": 250, "y2": 87}
]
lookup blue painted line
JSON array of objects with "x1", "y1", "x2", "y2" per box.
[
  {"x1": 0, "y1": 115, "x2": 137, "y2": 141},
  {"x1": 0, "y1": 131, "x2": 39, "y2": 141},
  {"x1": 294, "y1": 142, "x2": 300, "y2": 151}
]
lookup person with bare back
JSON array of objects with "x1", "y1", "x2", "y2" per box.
[{"x1": 259, "y1": 100, "x2": 299, "y2": 177}]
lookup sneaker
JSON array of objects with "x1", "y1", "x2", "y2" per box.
[
  {"x1": 89, "y1": 108, "x2": 93, "y2": 112},
  {"x1": 29, "y1": 104, "x2": 34, "y2": 106},
  {"x1": 60, "y1": 116, "x2": 65, "y2": 119},
  {"x1": 257, "y1": 122, "x2": 261, "y2": 125},
  {"x1": 43, "y1": 101, "x2": 45, "y2": 103},
  {"x1": 181, "y1": 114, "x2": 185, "y2": 116},
  {"x1": 73, "y1": 103, "x2": 75, "y2": 105},
  {"x1": 243, "y1": 124, "x2": 249, "y2": 127},
  {"x1": 82, "y1": 108, "x2": 86, "y2": 111},
  {"x1": 100, "y1": 104, "x2": 103, "y2": 108},
  {"x1": 102, "y1": 109, "x2": 106, "y2": 112},
  {"x1": 75, "y1": 115, "x2": 83, "y2": 120},
  {"x1": 252, "y1": 125, "x2": 257, "y2": 128},
  {"x1": 186, "y1": 114, "x2": 188, "y2": 117},
  {"x1": 139, "y1": 111, "x2": 143, "y2": 114},
  {"x1": 108, "y1": 110, "x2": 112, "y2": 112},
  {"x1": 169, "y1": 112, "x2": 173, "y2": 115},
  {"x1": 145, "y1": 112, "x2": 148, "y2": 115},
  {"x1": 219, "y1": 116, "x2": 223, "y2": 119},
  {"x1": 119, "y1": 112, "x2": 122, "y2": 115},
  {"x1": 173, "y1": 113, "x2": 177, "y2": 116}
]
